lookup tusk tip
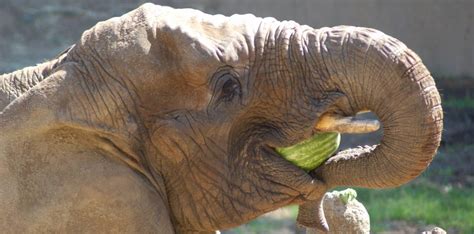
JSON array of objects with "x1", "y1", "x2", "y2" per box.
[{"x1": 315, "y1": 114, "x2": 381, "y2": 134}]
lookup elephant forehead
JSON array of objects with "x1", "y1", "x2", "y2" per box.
[{"x1": 141, "y1": 3, "x2": 262, "y2": 65}]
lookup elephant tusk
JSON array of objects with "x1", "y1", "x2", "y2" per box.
[{"x1": 315, "y1": 113, "x2": 380, "y2": 134}]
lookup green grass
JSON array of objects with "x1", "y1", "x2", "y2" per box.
[
  {"x1": 227, "y1": 206, "x2": 299, "y2": 234},
  {"x1": 443, "y1": 94, "x2": 474, "y2": 109},
  {"x1": 228, "y1": 181, "x2": 474, "y2": 233},
  {"x1": 229, "y1": 218, "x2": 287, "y2": 234},
  {"x1": 229, "y1": 142, "x2": 474, "y2": 233},
  {"x1": 355, "y1": 182, "x2": 474, "y2": 233}
]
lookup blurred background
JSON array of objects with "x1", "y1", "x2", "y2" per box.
[{"x1": 1, "y1": 0, "x2": 472, "y2": 233}]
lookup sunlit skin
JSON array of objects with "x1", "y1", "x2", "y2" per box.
[{"x1": 0, "y1": 4, "x2": 442, "y2": 233}]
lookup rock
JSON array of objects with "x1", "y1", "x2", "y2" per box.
[
  {"x1": 307, "y1": 189, "x2": 370, "y2": 233},
  {"x1": 422, "y1": 227, "x2": 447, "y2": 234}
]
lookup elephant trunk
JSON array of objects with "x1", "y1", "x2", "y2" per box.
[{"x1": 304, "y1": 26, "x2": 443, "y2": 188}]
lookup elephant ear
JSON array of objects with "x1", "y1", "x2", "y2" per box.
[
  {"x1": 0, "y1": 66, "x2": 67, "y2": 131},
  {"x1": 0, "y1": 48, "x2": 70, "y2": 111}
]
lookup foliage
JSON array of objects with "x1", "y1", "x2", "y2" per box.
[
  {"x1": 227, "y1": 178, "x2": 473, "y2": 233},
  {"x1": 225, "y1": 206, "x2": 300, "y2": 234},
  {"x1": 443, "y1": 94, "x2": 474, "y2": 109},
  {"x1": 351, "y1": 180, "x2": 474, "y2": 233}
]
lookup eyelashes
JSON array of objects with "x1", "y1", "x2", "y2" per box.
[
  {"x1": 218, "y1": 76, "x2": 242, "y2": 103},
  {"x1": 208, "y1": 67, "x2": 243, "y2": 113}
]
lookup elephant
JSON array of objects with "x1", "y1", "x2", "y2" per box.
[{"x1": 0, "y1": 3, "x2": 443, "y2": 233}]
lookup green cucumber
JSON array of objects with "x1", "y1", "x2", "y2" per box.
[{"x1": 276, "y1": 132, "x2": 340, "y2": 171}]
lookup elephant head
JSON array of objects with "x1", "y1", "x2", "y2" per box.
[{"x1": 0, "y1": 3, "x2": 442, "y2": 233}]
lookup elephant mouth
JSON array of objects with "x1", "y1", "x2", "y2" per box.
[{"x1": 271, "y1": 112, "x2": 381, "y2": 172}]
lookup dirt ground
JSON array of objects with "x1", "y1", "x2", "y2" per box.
[{"x1": 224, "y1": 210, "x2": 454, "y2": 234}]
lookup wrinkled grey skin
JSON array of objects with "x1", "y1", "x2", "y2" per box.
[{"x1": 0, "y1": 4, "x2": 442, "y2": 233}]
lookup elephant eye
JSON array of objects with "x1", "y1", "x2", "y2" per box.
[{"x1": 218, "y1": 76, "x2": 241, "y2": 103}]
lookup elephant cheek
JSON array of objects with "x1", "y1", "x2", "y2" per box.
[{"x1": 150, "y1": 123, "x2": 187, "y2": 164}]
